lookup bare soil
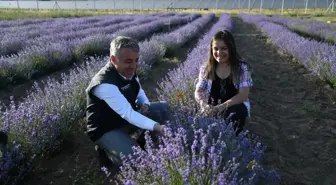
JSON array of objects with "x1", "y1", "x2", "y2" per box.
[{"x1": 233, "y1": 17, "x2": 336, "y2": 185}]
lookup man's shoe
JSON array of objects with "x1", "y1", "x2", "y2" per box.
[{"x1": 95, "y1": 145, "x2": 113, "y2": 168}]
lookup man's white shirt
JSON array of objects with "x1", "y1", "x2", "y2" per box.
[{"x1": 92, "y1": 74, "x2": 157, "y2": 131}]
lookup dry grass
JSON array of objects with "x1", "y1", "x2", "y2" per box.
[
  {"x1": 310, "y1": 15, "x2": 336, "y2": 23},
  {"x1": 0, "y1": 7, "x2": 335, "y2": 20}
]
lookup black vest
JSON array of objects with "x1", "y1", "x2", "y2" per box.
[{"x1": 85, "y1": 61, "x2": 140, "y2": 142}]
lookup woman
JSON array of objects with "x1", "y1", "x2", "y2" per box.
[{"x1": 194, "y1": 29, "x2": 253, "y2": 135}]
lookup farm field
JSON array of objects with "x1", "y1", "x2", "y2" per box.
[{"x1": 0, "y1": 8, "x2": 336, "y2": 185}]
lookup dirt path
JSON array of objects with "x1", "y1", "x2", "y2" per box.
[{"x1": 232, "y1": 17, "x2": 336, "y2": 185}]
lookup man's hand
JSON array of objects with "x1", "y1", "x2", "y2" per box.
[
  {"x1": 153, "y1": 123, "x2": 166, "y2": 137},
  {"x1": 138, "y1": 104, "x2": 150, "y2": 116}
]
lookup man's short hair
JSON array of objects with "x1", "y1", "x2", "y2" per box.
[{"x1": 110, "y1": 36, "x2": 140, "y2": 58}]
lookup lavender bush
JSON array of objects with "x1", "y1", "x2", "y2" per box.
[
  {"x1": 0, "y1": 13, "x2": 213, "y2": 185},
  {"x1": 270, "y1": 15, "x2": 336, "y2": 44},
  {"x1": 116, "y1": 114, "x2": 280, "y2": 185},
  {"x1": 239, "y1": 13, "x2": 336, "y2": 86},
  {"x1": 0, "y1": 13, "x2": 195, "y2": 88}
]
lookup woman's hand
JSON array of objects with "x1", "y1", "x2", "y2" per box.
[
  {"x1": 214, "y1": 102, "x2": 229, "y2": 113},
  {"x1": 200, "y1": 101, "x2": 215, "y2": 115}
]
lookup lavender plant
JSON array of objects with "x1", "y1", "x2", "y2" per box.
[
  {"x1": 116, "y1": 114, "x2": 280, "y2": 185},
  {"x1": 239, "y1": 13, "x2": 336, "y2": 86}
]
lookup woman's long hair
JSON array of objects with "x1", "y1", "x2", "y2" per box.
[{"x1": 204, "y1": 29, "x2": 251, "y2": 85}]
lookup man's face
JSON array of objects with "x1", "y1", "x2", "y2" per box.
[{"x1": 111, "y1": 48, "x2": 139, "y2": 79}]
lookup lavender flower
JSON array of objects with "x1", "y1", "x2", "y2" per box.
[{"x1": 115, "y1": 114, "x2": 280, "y2": 185}]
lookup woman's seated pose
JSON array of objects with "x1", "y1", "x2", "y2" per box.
[{"x1": 194, "y1": 29, "x2": 253, "y2": 135}]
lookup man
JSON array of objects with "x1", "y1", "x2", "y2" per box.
[{"x1": 85, "y1": 36, "x2": 169, "y2": 167}]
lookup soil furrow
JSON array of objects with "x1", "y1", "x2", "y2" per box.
[{"x1": 233, "y1": 17, "x2": 336, "y2": 185}]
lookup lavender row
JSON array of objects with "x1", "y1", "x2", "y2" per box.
[
  {"x1": 0, "y1": 15, "x2": 157, "y2": 56},
  {"x1": 0, "y1": 16, "x2": 133, "y2": 42},
  {"x1": 0, "y1": 15, "x2": 130, "y2": 34},
  {"x1": 0, "y1": 14, "x2": 209, "y2": 184},
  {"x1": 0, "y1": 13, "x2": 166, "y2": 30},
  {"x1": 115, "y1": 14, "x2": 280, "y2": 184},
  {"x1": 0, "y1": 13, "x2": 178, "y2": 35},
  {"x1": 0, "y1": 13, "x2": 181, "y2": 40},
  {"x1": 270, "y1": 15, "x2": 336, "y2": 44},
  {"x1": 0, "y1": 17, "x2": 52, "y2": 28},
  {"x1": 0, "y1": 13, "x2": 181, "y2": 56},
  {"x1": 139, "y1": 13, "x2": 216, "y2": 75},
  {"x1": 239, "y1": 13, "x2": 336, "y2": 86},
  {"x1": 0, "y1": 14, "x2": 198, "y2": 88}
]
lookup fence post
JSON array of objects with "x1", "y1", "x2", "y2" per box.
[
  {"x1": 16, "y1": 0, "x2": 19, "y2": 9},
  {"x1": 224, "y1": 0, "x2": 228, "y2": 8},
  {"x1": 232, "y1": 0, "x2": 236, "y2": 8},
  {"x1": 292, "y1": 0, "x2": 295, "y2": 8},
  {"x1": 327, "y1": 0, "x2": 329, "y2": 8},
  {"x1": 281, "y1": 0, "x2": 284, "y2": 14},
  {"x1": 305, "y1": 0, "x2": 308, "y2": 14},
  {"x1": 259, "y1": 0, "x2": 263, "y2": 13}
]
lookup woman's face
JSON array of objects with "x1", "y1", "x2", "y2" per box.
[{"x1": 212, "y1": 39, "x2": 229, "y2": 64}]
